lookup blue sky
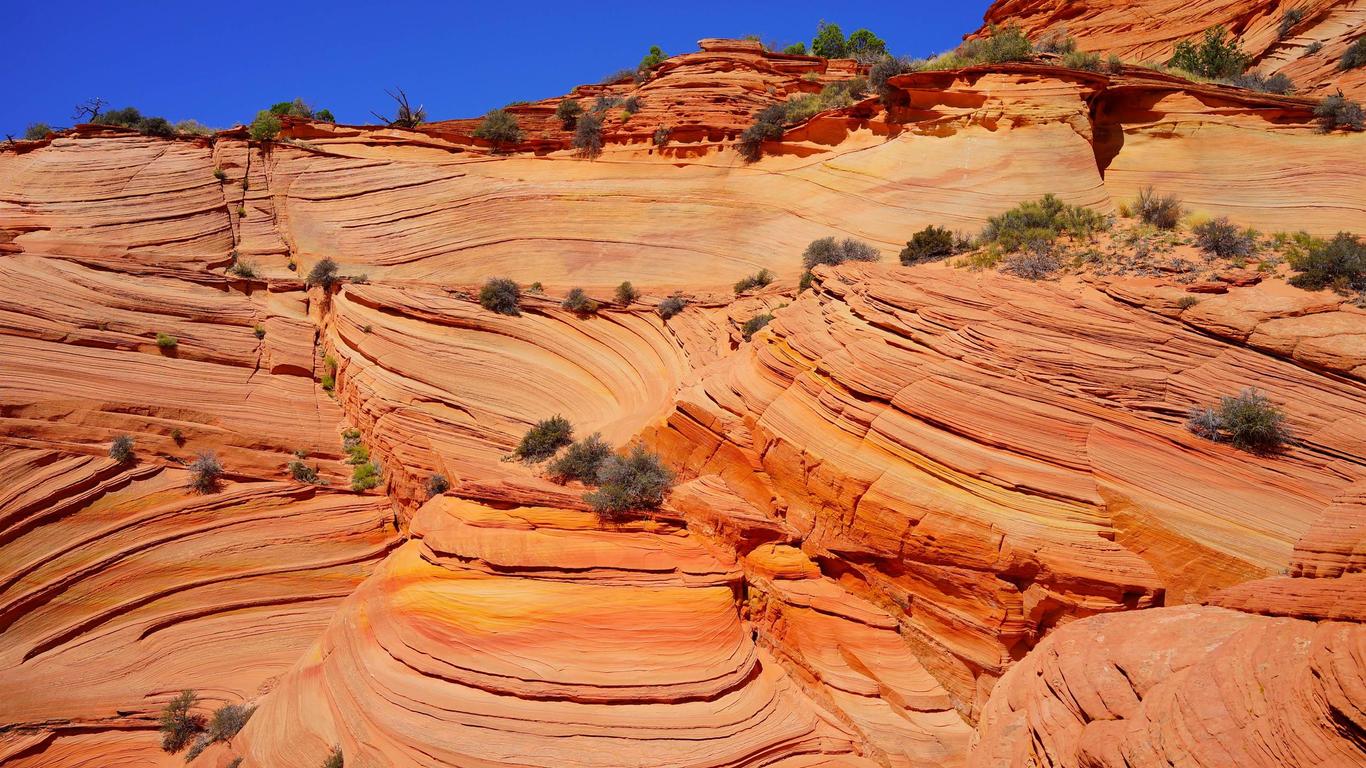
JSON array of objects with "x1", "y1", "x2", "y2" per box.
[{"x1": 7, "y1": 0, "x2": 990, "y2": 136}]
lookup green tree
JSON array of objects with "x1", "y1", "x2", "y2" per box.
[
  {"x1": 1168, "y1": 25, "x2": 1249, "y2": 79},
  {"x1": 783, "y1": 42, "x2": 807, "y2": 55},
  {"x1": 846, "y1": 29, "x2": 887, "y2": 63},
  {"x1": 249, "y1": 110, "x2": 282, "y2": 141},
  {"x1": 639, "y1": 45, "x2": 667, "y2": 70},
  {"x1": 811, "y1": 21, "x2": 848, "y2": 58}
]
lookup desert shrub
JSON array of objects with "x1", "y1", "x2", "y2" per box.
[
  {"x1": 1035, "y1": 28, "x2": 1077, "y2": 54},
  {"x1": 156, "y1": 332, "x2": 178, "y2": 350},
  {"x1": 1306, "y1": 41, "x2": 1324, "y2": 54},
  {"x1": 109, "y1": 434, "x2": 135, "y2": 464},
  {"x1": 639, "y1": 45, "x2": 667, "y2": 70},
  {"x1": 900, "y1": 225, "x2": 958, "y2": 265},
  {"x1": 599, "y1": 68, "x2": 638, "y2": 85},
  {"x1": 139, "y1": 116, "x2": 174, "y2": 137},
  {"x1": 189, "y1": 452, "x2": 223, "y2": 493},
  {"x1": 248, "y1": 111, "x2": 281, "y2": 141},
  {"x1": 345, "y1": 441, "x2": 369, "y2": 465},
  {"x1": 573, "y1": 112, "x2": 604, "y2": 157},
  {"x1": 288, "y1": 459, "x2": 320, "y2": 484},
  {"x1": 1186, "y1": 388, "x2": 1294, "y2": 453},
  {"x1": 479, "y1": 277, "x2": 521, "y2": 315},
  {"x1": 473, "y1": 108, "x2": 523, "y2": 149},
  {"x1": 1314, "y1": 94, "x2": 1365, "y2": 131},
  {"x1": 1230, "y1": 71, "x2": 1295, "y2": 94},
  {"x1": 742, "y1": 313, "x2": 774, "y2": 340},
  {"x1": 1002, "y1": 243, "x2": 1062, "y2": 279},
  {"x1": 207, "y1": 703, "x2": 254, "y2": 742},
  {"x1": 185, "y1": 734, "x2": 211, "y2": 761},
  {"x1": 228, "y1": 258, "x2": 257, "y2": 278},
  {"x1": 622, "y1": 96, "x2": 641, "y2": 114},
  {"x1": 1177, "y1": 295, "x2": 1201, "y2": 310},
  {"x1": 158, "y1": 690, "x2": 202, "y2": 753},
  {"x1": 737, "y1": 106, "x2": 786, "y2": 162},
  {"x1": 733, "y1": 268, "x2": 775, "y2": 294},
  {"x1": 811, "y1": 21, "x2": 848, "y2": 58},
  {"x1": 1342, "y1": 38, "x2": 1366, "y2": 70},
  {"x1": 959, "y1": 24, "x2": 1034, "y2": 64},
  {"x1": 426, "y1": 473, "x2": 450, "y2": 497},
  {"x1": 547, "y1": 433, "x2": 613, "y2": 483},
  {"x1": 351, "y1": 461, "x2": 381, "y2": 492},
  {"x1": 1061, "y1": 50, "x2": 1102, "y2": 71},
  {"x1": 652, "y1": 126, "x2": 671, "y2": 146},
  {"x1": 1279, "y1": 8, "x2": 1305, "y2": 39},
  {"x1": 253, "y1": 325, "x2": 266, "y2": 340},
  {"x1": 514, "y1": 415, "x2": 574, "y2": 462},
  {"x1": 174, "y1": 119, "x2": 214, "y2": 136},
  {"x1": 847, "y1": 29, "x2": 888, "y2": 63},
  {"x1": 1169, "y1": 25, "x2": 1249, "y2": 79},
  {"x1": 657, "y1": 295, "x2": 687, "y2": 319},
  {"x1": 869, "y1": 56, "x2": 919, "y2": 101},
  {"x1": 323, "y1": 746, "x2": 344, "y2": 768},
  {"x1": 801, "y1": 237, "x2": 880, "y2": 270},
  {"x1": 1106, "y1": 53, "x2": 1125, "y2": 73},
  {"x1": 315, "y1": 109, "x2": 336, "y2": 123},
  {"x1": 982, "y1": 194, "x2": 1107, "y2": 250},
  {"x1": 213, "y1": 169, "x2": 227, "y2": 183},
  {"x1": 784, "y1": 42, "x2": 808, "y2": 55},
  {"x1": 585, "y1": 445, "x2": 675, "y2": 519},
  {"x1": 1288, "y1": 232, "x2": 1366, "y2": 291},
  {"x1": 555, "y1": 99, "x2": 582, "y2": 128},
  {"x1": 1193, "y1": 218, "x2": 1257, "y2": 258},
  {"x1": 171, "y1": 428, "x2": 185, "y2": 445},
  {"x1": 561, "y1": 288, "x2": 599, "y2": 313},
  {"x1": 23, "y1": 123, "x2": 52, "y2": 140},
  {"x1": 226, "y1": 759, "x2": 243, "y2": 768},
  {"x1": 306, "y1": 258, "x2": 339, "y2": 289},
  {"x1": 615, "y1": 281, "x2": 639, "y2": 304},
  {"x1": 1134, "y1": 187, "x2": 1183, "y2": 229}
]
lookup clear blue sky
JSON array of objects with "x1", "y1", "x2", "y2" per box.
[{"x1": 7, "y1": 0, "x2": 991, "y2": 136}]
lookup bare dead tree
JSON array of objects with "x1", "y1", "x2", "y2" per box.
[
  {"x1": 370, "y1": 88, "x2": 426, "y2": 129},
  {"x1": 72, "y1": 97, "x2": 108, "y2": 123}
]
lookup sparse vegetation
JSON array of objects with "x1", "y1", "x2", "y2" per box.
[
  {"x1": 573, "y1": 112, "x2": 604, "y2": 157},
  {"x1": 547, "y1": 433, "x2": 613, "y2": 483},
  {"x1": 371, "y1": 87, "x2": 425, "y2": 129},
  {"x1": 953, "y1": 23, "x2": 1034, "y2": 65},
  {"x1": 479, "y1": 277, "x2": 521, "y2": 316},
  {"x1": 555, "y1": 99, "x2": 583, "y2": 129},
  {"x1": 156, "y1": 332, "x2": 179, "y2": 350},
  {"x1": 321, "y1": 354, "x2": 338, "y2": 392},
  {"x1": 742, "y1": 313, "x2": 774, "y2": 340},
  {"x1": 23, "y1": 123, "x2": 52, "y2": 140},
  {"x1": 1061, "y1": 50, "x2": 1102, "y2": 72},
  {"x1": 736, "y1": 105, "x2": 788, "y2": 162},
  {"x1": 306, "y1": 258, "x2": 340, "y2": 289},
  {"x1": 189, "y1": 452, "x2": 223, "y2": 493},
  {"x1": 289, "y1": 459, "x2": 320, "y2": 484},
  {"x1": 900, "y1": 225, "x2": 959, "y2": 265},
  {"x1": 1279, "y1": 8, "x2": 1305, "y2": 39},
  {"x1": 1288, "y1": 232, "x2": 1365, "y2": 291},
  {"x1": 1186, "y1": 388, "x2": 1293, "y2": 453},
  {"x1": 1035, "y1": 28, "x2": 1077, "y2": 55},
  {"x1": 248, "y1": 111, "x2": 282, "y2": 141},
  {"x1": 93, "y1": 107, "x2": 177, "y2": 137},
  {"x1": 1168, "y1": 25, "x2": 1249, "y2": 79},
  {"x1": 109, "y1": 434, "x2": 135, "y2": 464},
  {"x1": 207, "y1": 703, "x2": 254, "y2": 743},
  {"x1": 869, "y1": 56, "x2": 920, "y2": 102},
  {"x1": 615, "y1": 281, "x2": 639, "y2": 304},
  {"x1": 1314, "y1": 94, "x2": 1365, "y2": 132},
  {"x1": 1230, "y1": 71, "x2": 1295, "y2": 94},
  {"x1": 561, "y1": 288, "x2": 599, "y2": 313},
  {"x1": 1193, "y1": 217, "x2": 1257, "y2": 258},
  {"x1": 426, "y1": 473, "x2": 450, "y2": 497},
  {"x1": 228, "y1": 259, "x2": 258, "y2": 278},
  {"x1": 323, "y1": 746, "x2": 344, "y2": 768},
  {"x1": 351, "y1": 461, "x2": 381, "y2": 492},
  {"x1": 1176, "y1": 295, "x2": 1201, "y2": 310},
  {"x1": 514, "y1": 416, "x2": 574, "y2": 462},
  {"x1": 657, "y1": 295, "x2": 687, "y2": 319},
  {"x1": 982, "y1": 194, "x2": 1108, "y2": 251},
  {"x1": 584, "y1": 445, "x2": 675, "y2": 520},
  {"x1": 1134, "y1": 187, "x2": 1183, "y2": 229},
  {"x1": 1342, "y1": 38, "x2": 1366, "y2": 70},
  {"x1": 652, "y1": 126, "x2": 671, "y2": 146},
  {"x1": 171, "y1": 428, "x2": 185, "y2": 445},
  {"x1": 640, "y1": 45, "x2": 668, "y2": 71},
  {"x1": 158, "y1": 690, "x2": 203, "y2": 754},
  {"x1": 802, "y1": 237, "x2": 880, "y2": 270},
  {"x1": 474, "y1": 108, "x2": 523, "y2": 150},
  {"x1": 254, "y1": 324, "x2": 266, "y2": 339},
  {"x1": 1002, "y1": 245, "x2": 1062, "y2": 280},
  {"x1": 733, "y1": 268, "x2": 775, "y2": 294}
]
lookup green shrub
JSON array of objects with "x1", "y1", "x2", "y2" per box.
[
  {"x1": 847, "y1": 29, "x2": 888, "y2": 63},
  {"x1": 479, "y1": 277, "x2": 521, "y2": 316},
  {"x1": 801, "y1": 237, "x2": 880, "y2": 270},
  {"x1": 254, "y1": 325, "x2": 266, "y2": 339},
  {"x1": 1279, "y1": 8, "x2": 1305, "y2": 39},
  {"x1": 171, "y1": 428, "x2": 185, "y2": 445},
  {"x1": 159, "y1": 690, "x2": 203, "y2": 753},
  {"x1": 189, "y1": 452, "x2": 223, "y2": 493},
  {"x1": 640, "y1": 45, "x2": 668, "y2": 70},
  {"x1": 473, "y1": 109, "x2": 523, "y2": 149},
  {"x1": 798, "y1": 270, "x2": 815, "y2": 291},
  {"x1": 783, "y1": 42, "x2": 808, "y2": 55},
  {"x1": 323, "y1": 746, "x2": 344, "y2": 768},
  {"x1": 514, "y1": 415, "x2": 574, "y2": 462},
  {"x1": 811, "y1": 21, "x2": 848, "y2": 58},
  {"x1": 737, "y1": 106, "x2": 785, "y2": 162},
  {"x1": 982, "y1": 194, "x2": 1107, "y2": 250},
  {"x1": 555, "y1": 99, "x2": 583, "y2": 129},
  {"x1": 23, "y1": 123, "x2": 52, "y2": 140},
  {"x1": 315, "y1": 109, "x2": 336, "y2": 123},
  {"x1": 573, "y1": 112, "x2": 604, "y2": 157},
  {"x1": 207, "y1": 703, "x2": 254, "y2": 742},
  {"x1": 584, "y1": 445, "x2": 675, "y2": 519},
  {"x1": 1288, "y1": 232, "x2": 1365, "y2": 291},
  {"x1": 1342, "y1": 38, "x2": 1366, "y2": 70},
  {"x1": 351, "y1": 461, "x2": 381, "y2": 492},
  {"x1": 742, "y1": 313, "x2": 774, "y2": 340},
  {"x1": 288, "y1": 459, "x2": 320, "y2": 484},
  {"x1": 427, "y1": 473, "x2": 450, "y2": 497},
  {"x1": 561, "y1": 288, "x2": 599, "y2": 313},
  {"x1": 1134, "y1": 187, "x2": 1183, "y2": 229},
  {"x1": 1062, "y1": 50, "x2": 1102, "y2": 71},
  {"x1": 615, "y1": 281, "x2": 639, "y2": 304},
  {"x1": 733, "y1": 268, "x2": 775, "y2": 294},
  {"x1": 1187, "y1": 388, "x2": 1293, "y2": 453},
  {"x1": 1314, "y1": 94, "x2": 1365, "y2": 132},
  {"x1": 249, "y1": 111, "x2": 281, "y2": 141},
  {"x1": 1035, "y1": 28, "x2": 1077, "y2": 54},
  {"x1": 1106, "y1": 53, "x2": 1125, "y2": 73},
  {"x1": 657, "y1": 295, "x2": 687, "y2": 319},
  {"x1": 345, "y1": 443, "x2": 369, "y2": 465},
  {"x1": 547, "y1": 433, "x2": 613, "y2": 483},
  {"x1": 900, "y1": 225, "x2": 958, "y2": 265},
  {"x1": 959, "y1": 24, "x2": 1034, "y2": 64},
  {"x1": 1193, "y1": 218, "x2": 1257, "y2": 258},
  {"x1": 109, "y1": 434, "x2": 135, "y2": 464},
  {"x1": 307, "y1": 258, "x2": 339, "y2": 290},
  {"x1": 1168, "y1": 25, "x2": 1249, "y2": 79},
  {"x1": 156, "y1": 332, "x2": 178, "y2": 350}
]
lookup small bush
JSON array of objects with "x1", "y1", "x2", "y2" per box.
[
  {"x1": 615, "y1": 281, "x2": 638, "y2": 304},
  {"x1": 345, "y1": 443, "x2": 369, "y2": 465},
  {"x1": 801, "y1": 237, "x2": 880, "y2": 270},
  {"x1": 1176, "y1": 295, "x2": 1201, "y2": 310},
  {"x1": 657, "y1": 295, "x2": 687, "y2": 319},
  {"x1": 784, "y1": 42, "x2": 808, "y2": 55},
  {"x1": 1106, "y1": 53, "x2": 1125, "y2": 73},
  {"x1": 1186, "y1": 388, "x2": 1293, "y2": 453},
  {"x1": 737, "y1": 106, "x2": 785, "y2": 162},
  {"x1": 110, "y1": 434, "x2": 135, "y2": 464},
  {"x1": 869, "y1": 56, "x2": 919, "y2": 101},
  {"x1": 555, "y1": 99, "x2": 583, "y2": 129},
  {"x1": 479, "y1": 277, "x2": 521, "y2": 316},
  {"x1": 158, "y1": 690, "x2": 203, "y2": 754},
  {"x1": 24, "y1": 123, "x2": 52, "y2": 140},
  {"x1": 733, "y1": 268, "x2": 775, "y2": 294},
  {"x1": 207, "y1": 703, "x2": 254, "y2": 742},
  {"x1": 1342, "y1": 38, "x2": 1366, "y2": 70},
  {"x1": 1231, "y1": 71, "x2": 1295, "y2": 94},
  {"x1": 1314, "y1": 94, "x2": 1365, "y2": 132},
  {"x1": 514, "y1": 416, "x2": 574, "y2": 462},
  {"x1": 1035, "y1": 28, "x2": 1077, "y2": 55},
  {"x1": 175, "y1": 119, "x2": 214, "y2": 136},
  {"x1": 288, "y1": 460, "x2": 320, "y2": 484},
  {"x1": 584, "y1": 445, "x2": 675, "y2": 519},
  {"x1": 846, "y1": 28, "x2": 888, "y2": 64},
  {"x1": 427, "y1": 473, "x2": 450, "y2": 497},
  {"x1": 1193, "y1": 218, "x2": 1257, "y2": 258},
  {"x1": 249, "y1": 111, "x2": 281, "y2": 141},
  {"x1": 323, "y1": 746, "x2": 344, "y2": 768},
  {"x1": 983, "y1": 194, "x2": 1108, "y2": 251},
  {"x1": 1279, "y1": 8, "x2": 1305, "y2": 39},
  {"x1": 573, "y1": 112, "x2": 604, "y2": 157},
  {"x1": 561, "y1": 288, "x2": 599, "y2": 314},
  {"x1": 742, "y1": 313, "x2": 774, "y2": 340},
  {"x1": 527, "y1": 281, "x2": 544, "y2": 294},
  {"x1": 254, "y1": 324, "x2": 266, "y2": 339},
  {"x1": 652, "y1": 126, "x2": 671, "y2": 146},
  {"x1": 185, "y1": 734, "x2": 211, "y2": 761},
  {"x1": 798, "y1": 270, "x2": 815, "y2": 291},
  {"x1": 189, "y1": 452, "x2": 223, "y2": 493},
  {"x1": 473, "y1": 109, "x2": 523, "y2": 149},
  {"x1": 1169, "y1": 25, "x2": 1249, "y2": 79},
  {"x1": 156, "y1": 332, "x2": 178, "y2": 350},
  {"x1": 171, "y1": 428, "x2": 185, "y2": 445},
  {"x1": 1134, "y1": 187, "x2": 1183, "y2": 229},
  {"x1": 1061, "y1": 50, "x2": 1102, "y2": 71},
  {"x1": 959, "y1": 24, "x2": 1034, "y2": 64},
  {"x1": 1002, "y1": 243, "x2": 1062, "y2": 280},
  {"x1": 351, "y1": 461, "x2": 381, "y2": 492},
  {"x1": 900, "y1": 225, "x2": 958, "y2": 265},
  {"x1": 622, "y1": 96, "x2": 641, "y2": 114},
  {"x1": 228, "y1": 258, "x2": 258, "y2": 278},
  {"x1": 306, "y1": 258, "x2": 339, "y2": 290},
  {"x1": 547, "y1": 433, "x2": 613, "y2": 483},
  {"x1": 1288, "y1": 232, "x2": 1366, "y2": 291},
  {"x1": 640, "y1": 45, "x2": 667, "y2": 70}
]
